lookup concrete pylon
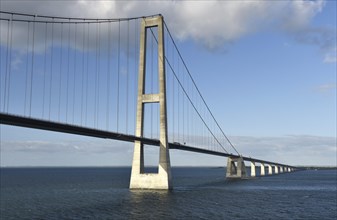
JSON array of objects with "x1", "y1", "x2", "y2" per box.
[
  {"x1": 260, "y1": 163, "x2": 265, "y2": 176},
  {"x1": 268, "y1": 164, "x2": 273, "y2": 175},
  {"x1": 280, "y1": 166, "x2": 283, "y2": 173},
  {"x1": 251, "y1": 161, "x2": 256, "y2": 177},
  {"x1": 274, "y1": 165, "x2": 279, "y2": 174},
  {"x1": 226, "y1": 157, "x2": 247, "y2": 179},
  {"x1": 129, "y1": 15, "x2": 172, "y2": 190}
]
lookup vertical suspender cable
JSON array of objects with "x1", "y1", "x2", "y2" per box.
[
  {"x1": 85, "y1": 23, "x2": 90, "y2": 125},
  {"x1": 125, "y1": 20, "x2": 130, "y2": 134},
  {"x1": 49, "y1": 19, "x2": 54, "y2": 120},
  {"x1": 3, "y1": 19, "x2": 10, "y2": 112},
  {"x1": 58, "y1": 23, "x2": 64, "y2": 121},
  {"x1": 183, "y1": 68, "x2": 185, "y2": 143},
  {"x1": 6, "y1": 15, "x2": 13, "y2": 113},
  {"x1": 81, "y1": 22, "x2": 85, "y2": 125},
  {"x1": 28, "y1": 15, "x2": 36, "y2": 116},
  {"x1": 96, "y1": 22, "x2": 101, "y2": 128},
  {"x1": 117, "y1": 21, "x2": 120, "y2": 132},
  {"x1": 72, "y1": 23, "x2": 78, "y2": 124},
  {"x1": 25, "y1": 22, "x2": 30, "y2": 115},
  {"x1": 177, "y1": 59, "x2": 180, "y2": 142},
  {"x1": 66, "y1": 20, "x2": 71, "y2": 122},
  {"x1": 126, "y1": 20, "x2": 129, "y2": 134},
  {"x1": 134, "y1": 19, "x2": 138, "y2": 134},
  {"x1": 94, "y1": 22, "x2": 98, "y2": 128},
  {"x1": 106, "y1": 21, "x2": 111, "y2": 130},
  {"x1": 187, "y1": 77, "x2": 190, "y2": 144},
  {"x1": 42, "y1": 22, "x2": 48, "y2": 118},
  {"x1": 151, "y1": 28, "x2": 153, "y2": 138},
  {"x1": 186, "y1": 73, "x2": 189, "y2": 144},
  {"x1": 172, "y1": 41, "x2": 175, "y2": 141}
]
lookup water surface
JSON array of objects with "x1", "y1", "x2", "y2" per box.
[{"x1": 1, "y1": 167, "x2": 336, "y2": 219}]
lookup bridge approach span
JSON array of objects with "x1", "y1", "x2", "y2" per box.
[{"x1": 0, "y1": 113, "x2": 295, "y2": 169}]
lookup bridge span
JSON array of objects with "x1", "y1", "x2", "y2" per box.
[
  {"x1": 1, "y1": 112, "x2": 298, "y2": 178},
  {"x1": 0, "y1": 12, "x2": 298, "y2": 189}
]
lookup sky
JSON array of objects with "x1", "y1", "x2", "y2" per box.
[{"x1": 0, "y1": 0, "x2": 336, "y2": 167}]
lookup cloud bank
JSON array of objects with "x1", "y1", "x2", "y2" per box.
[
  {"x1": 1, "y1": 0, "x2": 335, "y2": 55},
  {"x1": 316, "y1": 83, "x2": 337, "y2": 93},
  {"x1": 1, "y1": 135, "x2": 336, "y2": 166}
]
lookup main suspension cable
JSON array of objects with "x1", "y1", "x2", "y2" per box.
[
  {"x1": 163, "y1": 21, "x2": 240, "y2": 155},
  {"x1": 0, "y1": 11, "x2": 160, "y2": 22},
  {"x1": 144, "y1": 21, "x2": 229, "y2": 154}
]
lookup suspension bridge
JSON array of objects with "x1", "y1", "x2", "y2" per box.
[{"x1": 0, "y1": 11, "x2": 297, "y2": 189}]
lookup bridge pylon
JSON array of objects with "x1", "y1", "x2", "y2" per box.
[
  {"x1": 226, "y1": 157, "x2": 247, "y2": 179},
  {"x1": 129, "y1": 15, "x2": 172, "y2": 190}
]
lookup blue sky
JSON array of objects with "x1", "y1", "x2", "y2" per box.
[{"x1": 0, "y1": 0, "x2": 336, "y2": 167}]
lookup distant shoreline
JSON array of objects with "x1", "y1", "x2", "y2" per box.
[{"x1": 296, "y1": 166, "x2": 337, "y2": 170}]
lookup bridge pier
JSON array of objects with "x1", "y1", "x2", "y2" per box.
[
  {"x1": 280, "y1": 166, "x2": 283, "y2": 173},
  {"x1": 274, "y1": 165, "x2": 279, "y2": 174},
  {"x1": 250, "y1": 161, "x2": 256, "y2": 177},
  {"x1": 226, "y1": 157, "x2": 247, "y2": 179},
  {"x1": 268, "y1": 164, "x2": 273, "y2": 175},
  {"x1": 129, "y1": 15, "x2": 172, "y2": 190},
  {"x1": 260, "y1": 163, "x2": 265, "y2": 176}
]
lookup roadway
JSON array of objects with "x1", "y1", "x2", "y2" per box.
[{"x1": 0, "y1": 113, "x2": 296, "y2": 168}]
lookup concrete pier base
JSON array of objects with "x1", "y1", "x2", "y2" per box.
[
  {"x1": 226, "y1": 157, "x2": 247, "y2": 179},
  {"x1": 268, "y1": 164, "x2": 273, "y2": 175},
  {"x1": 275, "y1": 165, "x2": 279, "y2": 174},
  {"x1": 130, "y1": 157, "x2": 172, "y2": 189},
  {"x1": 260, "y1": 163, "x2": 265, "y2": 176},
  {"x1": 251, "y1": 161, "x2": 256, "y2": 177}
]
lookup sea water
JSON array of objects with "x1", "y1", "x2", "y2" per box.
[{"x1": 1, "y1": 167, "x2": 336, "y2": 219}]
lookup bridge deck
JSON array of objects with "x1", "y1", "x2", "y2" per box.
[{"x1": 0, "y1": 113, "x2": 295, "y2": 168}]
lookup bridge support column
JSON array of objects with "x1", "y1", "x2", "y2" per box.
[
  {"x1": 280, "y1": 166, "x2": 283, "y2": 173},
  {"x1": 226, "y1": 157, "x2": 247, "y2": 179},
  {"x1": 268, "y1": 164, "x2": 273, "y2": 175},
  {"x1": 251, "y1": 161, "x2": 256, "y2": 177},
  {"x1": 130, "y1": 15, "x2": 172, "y2": 190},
  {"x1": 288, "y1": 167, "x2": 291, "y2": 172},
  {"x1": 260, "y1": 163, "x2": 265, "y2": 176},
  {"x1": 274, "y1": 165, "x2": 279, "y2": 174}
]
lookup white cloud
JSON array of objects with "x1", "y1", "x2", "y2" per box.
[
  {"x1": 324, "y1": 51, "x2": 337, "y2": 63},
  {"x1": 230, "y1": 135, "x2": 336, "y2": 166},
  {"x1": 1, "y1": 139, "x2": 131, "y2": 154},
  {"x1": 0, "y1": 0, "x2": 330, "y2": 51},
  {"x1": 281, "y1": 0, "x2": 325, "y2": 31},
  {"x1": 1, "y1": 135, "x2": 336, "y2": 166},
  {"x1": 315, "y1": 83, "x2": 337, "y2": 93}
]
